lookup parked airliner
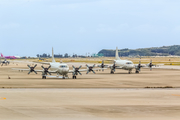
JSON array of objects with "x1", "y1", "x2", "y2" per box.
[{"x1": 1, "y1": 53, "x2": 20, "y2": 59}]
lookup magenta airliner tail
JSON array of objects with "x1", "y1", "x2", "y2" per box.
[{"x1": 1, "y1": 53, "x2": 3, "y2": 57}]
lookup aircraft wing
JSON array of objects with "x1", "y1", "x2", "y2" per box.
[
  {"x1": 134, "y1": 64, "x2": 146, "y2": 67},
  {"x1": 91, "y1": 68, "x2": 107, "y2": 71},
  {"x1": 12, "y1": 68, "x2": 43, "y2": 72},
  {"x1": 12, "y1": 68, "x2": 57, "y2": 73},
  {"x1": 68, "y1": 68, "x2": 107, "y2": 73},
  {"x1": 68, "y1": 69, "x2": 89, "y2": 73}
]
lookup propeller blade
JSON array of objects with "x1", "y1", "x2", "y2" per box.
[
  {"x1": 86, "y1": 71, "x2": 89, "y2": 74},
  {"x1": 79, "y1": 65, "x2": 82, "y2": 69},
  {"x1": 34, "y1": 71, "x2": 37, "y2": 74},
  {"x1": 28, "y1": 71, "x2": 31, "y2": 74},
  {"x1": 48, "y1": 72, "x2": 51, "y2": 75},
  {"x1": 79, "y1": 72, "x2": 82, "y2": 75},
  {"x1": 34, "y1": 64, "x2": 37, "y2": 68},
  {"x1": 27, "y1": 65, "x2": 31, "y2": 68},
  {"x1": 92, "y1": 70, "x2": 96, "y2": 74},
  {"x1": 41, "y1": 65, "x2": 45, "y2": 69},
  {"x1": 72, "y1": 65, "x2": 75, "y2": 69},
  {"x1": 48, "y1": 65, "x2": 51, "y2": 69}
]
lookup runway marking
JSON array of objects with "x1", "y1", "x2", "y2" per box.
[
  {"x1": 172, "y1": 94, "x2": 180, "y2": 97},
  {"x1": 0, "y1": 97, "x2": 6, "y2": 100}
]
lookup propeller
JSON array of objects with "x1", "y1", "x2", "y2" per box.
[
  {"x1": 98, "y1": 60, "x2": 105, "y2": 71},
  {"x1": 137, "y1": 61, "x2": 143, "y2": 71},
  {"x1": 27, "y1": 64, "x2": 37, "y2": 74},
  {"x1": 72, "y1": 65, "x2": 82, "y2": 76},
  {"x1": 1, "y1": 59, "x2": 9, "y2": 66},
  {"x1": 41, "y1": 65, "x2": 51, "y2": 75},
  {"x1": 86, "y1": 64, "x2": 96, "y2": 74},
  {"x1": 148, "y1": 60, "x2": 154, "y2": 71},
  {"x1": 111, "y1": 61, "x2": 116, "y2": 72}
]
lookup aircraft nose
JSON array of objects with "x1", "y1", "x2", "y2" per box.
[
  {"x1": 62, "y1": 68, "x2": 69, "y2": 73},
  {"x1": 128, "y1": 64, "x2": 134, "y2": 69}
]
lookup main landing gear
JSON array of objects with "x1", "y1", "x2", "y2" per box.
[
  {"x1": 42, "y1": 76, "x2": 46, "y2": 79},
  {"x1": 135, "y1": 70, "x2": 139, "y2": 73},
  {"x1": 110, "y1": 70, "x2": 114, "y2": 74},
  {"x1": 72, "y1": 75, "x2": 77, "y2": 79}
]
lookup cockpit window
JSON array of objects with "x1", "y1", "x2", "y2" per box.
[
  {"x1": 126, "y1": 62, "x2": 132, "y2": 64},
  {"x1": 60, "y1": 65, "x2": 67, "y2": 68}
]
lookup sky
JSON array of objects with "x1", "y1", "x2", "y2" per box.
[{"x1": 0, "y1": 0, "x2": 180, "y2": 57}]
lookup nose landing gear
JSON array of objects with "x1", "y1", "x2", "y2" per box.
[{"x1": 128, "y1": 70, "x2": 132, "y2": 74}]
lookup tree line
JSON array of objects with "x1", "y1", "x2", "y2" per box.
[{"x1": 98, "y1": 45, "x2": 180, "y2": 57}]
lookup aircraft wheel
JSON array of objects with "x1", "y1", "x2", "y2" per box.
[
  {"x1": 110, "y1": 71, "x2": 114, "y2": 74},
  {"x1": 42, "y1": 76, "x2": 46, "y2": 79},
  {"x1": 72, "y1": 76, "x2": 76, "y2": 79},
  {"x1": 135, "y1": 71, "x2": 139, "y2": 73}
]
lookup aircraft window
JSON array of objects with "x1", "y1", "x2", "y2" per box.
[
  {"x1": 126, "y1": 62, "x2": 132, "y2": 64},
  {"x1": 60, "y1": 65, "x2": 67, "y2": 68}
]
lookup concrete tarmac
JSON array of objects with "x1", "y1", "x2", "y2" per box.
[
  {"x1": 0, "y1": 63, "x2": 180, "y2": 119},
  {"x1": 0, "y1": 89, "x2": 180, "y2": 120},
  {"x1": 0, "y1": 63, "x2": 180, "y2": 88}
]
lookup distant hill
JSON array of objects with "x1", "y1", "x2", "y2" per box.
[{"x1": 98, "y1": 45, "x2": 180, "y2": 57}]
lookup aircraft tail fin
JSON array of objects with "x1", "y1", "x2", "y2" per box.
[
  {"x1": 52, "y1": 47, "x2": 56, "y2": 63},
  {"x1": 1, "y1": 53, "x2": 4, "y2": 58},
  {"x1": 115, "y1": 47, "x2": 121, "y2": 60}
]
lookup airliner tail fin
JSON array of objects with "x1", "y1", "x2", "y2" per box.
[{"x1": 1, "y1": 53, "x2": 4, "y2": 58}]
